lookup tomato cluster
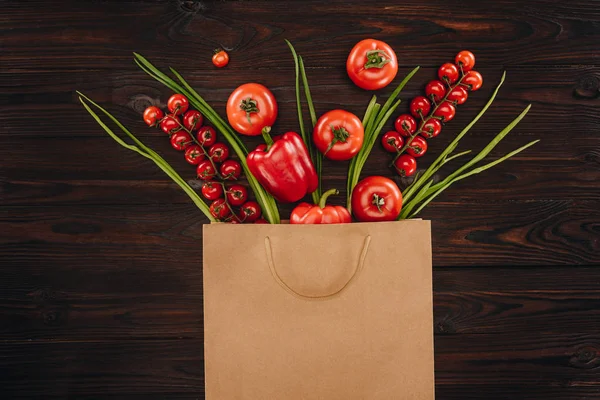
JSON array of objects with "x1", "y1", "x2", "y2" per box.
[
  {"x1": 380, "y1": 51, "x2": 483, "y2": 177},
  {"x1": 143, "y1": 94, "x2": 266, "y2": 223}
]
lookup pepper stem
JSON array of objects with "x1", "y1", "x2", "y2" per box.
[
  {"x1": 261, "y1": 126, "x2": 274, "y2": 150},
  {"x1": 318, "y1": 188, "x2": 339, "y2": 208}
]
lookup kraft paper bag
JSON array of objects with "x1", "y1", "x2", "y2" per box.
[{"x1": 203, "y1": 220, "x2": 434, "y2": 399}]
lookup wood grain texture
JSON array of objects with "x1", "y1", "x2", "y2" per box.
[{"x1": 2, "y1": 0, "x2": 600, "y2": 399}]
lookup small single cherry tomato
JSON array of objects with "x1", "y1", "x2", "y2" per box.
[
  {"x1": 184, "y1": 145, "x2": 205, "y2": 165},
  {"x1": 425, "y1": 80, "x2": 447, "y2": 103},
  {"x1": 313, "y1": 109, "x2": 364, "y2": 161},
  {"x1": 240, "y1": 201, "x2": 261, "y2": 223},
  {"x1": 196, "y1": 159, "x2": 216, "y2": 180},
  {"x1": 160, "y1": 114, "x2": 181, "y2": 135},
  {"x1": 351, "y1": 176, "x2": 403, "y2": 222},
  {"x1": 410, "y1": 96, "x2": 432, "y2": 119},
  {"x1": 226, "y1": 184, "x2": 248, "y2": 206},
  {"x1": 197, "y1": 126, "x2": 217, "y2": 147},
  {"x1": 346, "y1": 38, "x2": 398, "y2": 90},
  {"x1": 407, "y1": 136, "x2": 428, "y2": 158},
  {"x1": 463, "y1": 70, "x2": 483, "y2": 91},
  {"x1": 220, "y1": 160, "x2": 242, "y2": 180},
  {"x1": 421, "y1": 118, "x2": 442, "y2": 139},
  {"x1": 455, "y1": 50, "x2": 475, "y2": 72},
  {"x1": 201, "y1": 181, "x2": 223, "y2": 201},
  {"x1": 167, "y1": 94, "x2": 189, "y2": 116},
  {"x1": 143, "y1": 106, "x2": 164, "y2": 127},
  {"x1": 212, "y1": 49, "x2": 229, "y2": 68},
  {"x1": 227, "y1": 83, "x2": 278, "y2": 136},
  {"x1": 394, "y1": 114, "x2": 417, "y2": 137},
  {"x1": 394, "y1": 154, "x2": 417, "y2": 177},
  {"x1": 210, "y1": 198, "x2": 231, "y2": 220},
  {"x1": 183, "y1": 110, "x2": 204, "y2": 132},
  {"x1": 447, "y1": 85, "x2": 469, "y2": 104},
  {"x1": 254, "y1": 218, "x2": 269, "y2": 224},
  {"x1": 434, "y1": 101, "x2": 456, "y2": 122},
  {"x1": 170, "y1": 131, "x2": 192, "y2": 151},
  {"x1": 208, "y1": 143, "x2": 229, "y2": 163},
  {"x1": 381, "y1": 131, "x2": 404, "y2": 153},
  {"x1": 438, "y1": 63, "x2": 460, "y2": 84}
]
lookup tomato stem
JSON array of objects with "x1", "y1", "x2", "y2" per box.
[
  {"x1": 371, "y1": 193, "x2": 385, "y2": 212},
  {"x1": 324, "y1": 125, "x2": 350, "y2": 156},
  {"x1": 364, "y1": 49, "x2": 392, "y2": 69},
  {"x1": 240, "y1": 97, "x2": 259, "y2": 126},
  {"x1": 318, "y1": 188, "x2": 339, "y2": 209}
]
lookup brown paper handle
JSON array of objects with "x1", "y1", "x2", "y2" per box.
[{"x1": 264, "y1": 235, "x2": 372, "y2": 300}]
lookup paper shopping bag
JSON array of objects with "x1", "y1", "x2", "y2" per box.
[{"x1": 203, "y1": 220, "x2": 434, "y2": 399}]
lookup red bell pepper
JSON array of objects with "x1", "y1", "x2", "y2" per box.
[
  {"x1": 247, "y1": 128, "x2": 318, "y2": 203},
  {"x1": 290, "y1": 189, "x2": 351, "y2": 224}
]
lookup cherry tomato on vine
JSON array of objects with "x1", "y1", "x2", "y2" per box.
[
  {"x1": 143, "y1": 106, "x2": 164, "y2": 127},
  {"x1": 167, "y1": 94, "x2": 189, "y2": 116},
  {"x1": 434, "y1": 101, "x2": 456, "y2": 122},
  {"x1": 197, "y1": 126, "x2": 217, "y2": 147},
  {"x1": 183, "y1": 110, "x2": 203, "y2": 132},
  {"x1": 196, "y1": 160, "x2": 216, "y2": 180},
  {"x1": 425, "y1": 80, "x2": 447, "y2": 102},
  {"x1": 220, "y1": 160, "x2": 242, "y2": 180},
  {"x1": 447, "y1": 85, "x2": 469, "y2": 104},
  {"x1": 394, "y1": 114, "x2": 417, "y2": 137},
  {"x1": 201, "y1": 181, "x2": 223, "y2": 201},
  {"x1": 240, "y1": 201, "x2": 261, "y2": 223},
  {"x1": 421, "y1": 118, "x2": 442, "y2": 139},
  {"x1": 208, "y1": 143, "x2": 229, "y2": 163},
  {"x1": 455, "y1": 50, "x2": 475, "y2": 72},
  {"x1": 381, "y1": 131, "x2": 404, "y2": 153},
  {"x1": 313, "y1": 109, "x2": 364, "y2": 160},
  {"x1": 438, "y1": 63, "x2": 460, "y2": 84},
  {"x1": 394, "y1": 154, "x2": 417, "y2": 177},
  {"x1": 226, "y1": 184, "x2": 248, "y2": 206},
  {"x1": 160, "y1": 115, "x2": 181, "y2": 135},
  {"x1": 212, "y1": 49, "x2": 229, "y2": 68},
  {"x1": 407, "y1": 136, "x2": 428, "y2": 158},
  {"x1": 351, "y1": 176, "x2": 403, "y2": 222},
  {"x1": 184, "y1": 145, "x2": 205, "y2": 165},
  {"x1": 463, "y1": 70, "x2": 483, "y2": 91},
  {"x1": 410, "y1": 96, "x2": 432, "y2": 119},
  {"x1": 227, "y1": 83, "x2": 278, "y2": 136},
  {"x1": 346, "y1": 38, "x2": 398, "y2": 90},
  {"x1": 210, "y1": 198, "x2": 231, "y2": 220},
  {"x1": 170, "y1": 131, "x2": 192, "y2": 151}
]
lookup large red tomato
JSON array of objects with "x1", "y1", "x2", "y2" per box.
[
  {"x1": 313, "y1": 109, "x2": 364, "y2": 161},
  {"x1": 226, "y1": 83, "x2": 278, "y2": 136},
  {"x1": 346, "y1": 39, "x2": 398, "y2": 90},
  {"x1": 351, "y1": 176, "x2": 402, "y2": 222}
]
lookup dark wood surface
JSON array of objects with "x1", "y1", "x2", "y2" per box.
[{"x1": 2, "y1": 0, "x2": 600, "y2": 398}]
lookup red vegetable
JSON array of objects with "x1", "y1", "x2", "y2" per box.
[
  {"x1": 170, "y1": 131, "x2": 192, "y2": 151},
  {"x1": 226, "y1": 83, "x2": 278, "y2": 136},
  {"x1": 438, "y1": 63, "x2": 459, "y2": 84},
  {"x1": 212, "y1": 49, "x2": 229, "y2": 68},
  {"x1": 394, "y1": 154, "x2": 417, "y2": 177},
  {"x1": 346, "y1": 39, "x2": 398, "y2": 90},
  {"x1": 407, "y1": 136, "x2": 428, "y2": 158},
  {"x1": 208, "y1": 143, "x2": 229, "y2": 163},
  {"x1": 421, "y1": 118, "x2": 442, "y2": 139},
  {"x1": 425, "y1": 80, "x2": 447, "y2": 102},
  {"x1": 220, "y1": 159, "x2": 241, "y2": 180},
  {"x1": 455, "y1": 50, "x2": 475, "y2": 72},
  {"x1": 167, "y1": 94, "x2": 189, "y2": 116},
  {"x1": 197, "y1": 126, "x2": 217, "y2": 147},
  {"x1": 201, "y1": 181, "x2": 223, "y2": 201},
  {"x1": 239, "y1": 201, "x2": 261, "y2": 223},
  {"x1": 160, "y1": 115, "x2": 181, "y2": 135},
  {"x1": 434, "y1": 101, "x2": 456, "y2": 122},
  {"x1": 143, "y1": 106, "x2": 163, "y2": 127},
  {"x1": 410, "y1": 96, "x2": 431, "y2": 119},
  {"x1": 394, "y1": 114, "x2": 417, "y2": 137},
  {"x1": 447, "y1": 86, "x2": 469, "y2": 104},
  {"x1": 313, "y1": 109, "x2": 364, "y2": 161},
  {"x1": 196, "y1": 159, "x2": 216, "y2": 180},
  {"x1": 226, "y1": 184, "x2": 248, "y2": 206},
  {"x1": 182, "y1": 110, "x2": 203, "y2": 131},
  {"x1": 351, "y1": 176, "x2": 403, "y2": 222},
  {"x1": 290, "y1": 189, "x2": 351, "y2": 224},
  {"x1": 381, "y1": 131, "x2": 404, "y2": 153},
  {"x1": 209, "y1": 198, "x2": 231, "y2": 219},
  {"x1": 463, "y1": 70, "x2": 483, "y2": 91},
  {"x1": 184, "y1": 145, "x2": 205, "y2": 165}
]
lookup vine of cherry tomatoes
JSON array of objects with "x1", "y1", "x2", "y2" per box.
[
  {"x1": 142, "y1": 94, "x2": 263, "y2": 223},
  {"x1": 381, "y1": 50, "x2": 483, "y2": 177}
]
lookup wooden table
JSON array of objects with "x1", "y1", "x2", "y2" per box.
[{"x1": 2, "y1": 1, "x2": 599, "y2": 398}]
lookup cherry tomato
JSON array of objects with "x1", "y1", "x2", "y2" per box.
[
  {"x1": 434, "y1": 101, "x2": 456, "y2": 122},
  {"x1": 394, "y1": 114, "x2": 417, "y2": 137},
  {"x1": 381, "y1": 131, "x2": 404, "y2": 153},
  {"x1": 393, "y1": 154, "x2": 417, "y2": 177},
  {"x1": 184, "y1": 145, "x2": 205, "y2": 165},
  {"x1": 410, "y1": 96, "x2": 431, "y2": 119},
  {"x1": 167, "y1": 94, "x2": 189, "y2": 116},
  {"x1": 421, "y1": 118, "x2": 442, "y2": 139},
  {"x1": 160, "y1": 114, "x2": 181, "y2": 135},
  {"x1": 226, "y1": 83, "x2": 278, "y2": 136},
  {"x1": 226, "y1": 184, "x2": 248, "y2": 206},
  {"x1": 182, "y1": 110, "x2": 203, "y2": 132},
  {"x1": 455, "y1": 50, "x2": 475, "y2": 72},
  {"x1": 346, "y1": 39, "x2": 398, "y2": 90},
  {"x1": 254, "y1": 219, "x2": 269, "y2": 224},
  {"x1": 313, "y1": 109, "x2": 364, "y2": 161},
  {"x1": 351, "y1": 176, "x2": 403, "y2": 222},
  {"x1": 463, "y1": 70, "x2": 483, "y2": 91},
  {"x1": 196, "y1": 159, "x2": 216, "y2": 180},
  {"x1": 197, "y1": 126, "x2": 217, "y2": 147},
  {"x1": 170, "y1": 131, "x2": 192, "y2": 151},
  {"x1": 220, "y1": 159, "x2": 241, "y2": 180},
  {"x1": 208, "y1": 143, "x2": 229, "y2": 163},
  {"x1": 210, "y1": 198, "x2": 231, "y2": 220},
  {"x1": 438, "y1": 63, "x2": 460, "y2": 84},
  {"x1": 212, "y1": 49, "x2": 229, "y2": 68},
  {"x1": 425, "y1": 80, "x2": 447, "y2": 103},
  {"x1": 239, "y1": 201, "x2": 261, "y2": 223},
  {"x1": 447, "y1": 85, "x2": 469, "y2": 105},
  {"x1": 407, "y1": 136, "x2": 428, "y2": 158},
  {"x1": 143, "y1": 106, "x2": 164, "y2": 127},
  {"x1": 201, "y1": 181, "x2": 223, "y2": 201}
]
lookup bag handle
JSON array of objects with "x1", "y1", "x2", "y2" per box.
[{"x1": 264, "y1": 235, "x2": 372, "y2": 300}]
